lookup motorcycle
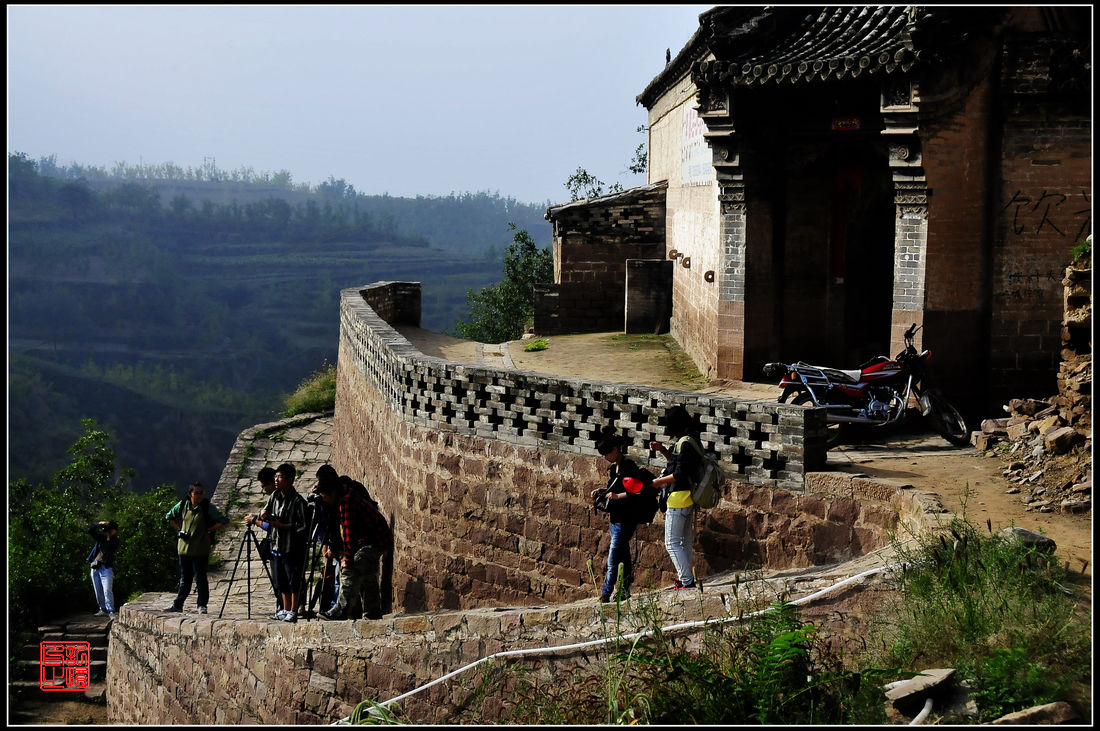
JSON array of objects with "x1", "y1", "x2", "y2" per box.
[{"x1": 763, "y1": 323, "x2": 971, "y2": 448}]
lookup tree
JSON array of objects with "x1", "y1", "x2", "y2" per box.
[
  {"x1": 8, "y1": 419, "x2": 177, "y2": 632},
  {"x1": 565, "y1": 167, "x2": 608, "y2": 201},
  {"x1": 453, "y1": 224, "x2": 553, "y2": 343},
  {"x1": 566, "y1": 126, "x2": 648, "y2": 201}
]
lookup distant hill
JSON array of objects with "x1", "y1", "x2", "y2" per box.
[{"x1": 7, "y1": 152, "x2": 553, "y2": 492}]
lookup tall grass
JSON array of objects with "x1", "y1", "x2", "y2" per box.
[
  {"x1": 871, "y1": 517, "x2": 1091, "y2": 722},
  {"x1": 351, "y1": 516, "x2": 1090, "y2": 725}
]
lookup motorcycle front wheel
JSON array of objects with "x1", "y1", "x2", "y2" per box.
[
  {"x1": 781, "y1": 389, "x2": 844, "y2": 448},
  {"x1": 924, "y1": 391, "x2": 971, "y2": 447}
]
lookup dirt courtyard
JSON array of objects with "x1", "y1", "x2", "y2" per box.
[{"x1": 401, "y1": 327, "x2": 1092, "y2": 579}]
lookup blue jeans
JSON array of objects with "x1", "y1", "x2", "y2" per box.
[
  {"x1": 173, "y1": 554, "x2": 210, "y2": 609},
  {"x1": 602, "y1": 521, "x2": 637, "y2": 598},
  {"x1": 664, "y1": 507, "x2": 695, "y2": 585},
  {"x1": 90, "y1": 566, "x2": 115, "y2": 612}
]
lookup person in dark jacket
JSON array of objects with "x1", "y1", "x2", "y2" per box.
[
  {"x1": 87, "y1": 521, "x2": 120, "y2": 620},
  {"x1": 256, "y1": 463, "x2": 308, "y2": 622},
  {"x1": 245, "y1": 466, "x2": 280, "y2": 611},
  {"x1": 590, "y1": 426, "x2": 651, "y2": 603},
  {"x1": 317, "y1": 477, "x2": 393, "y2": 621}
]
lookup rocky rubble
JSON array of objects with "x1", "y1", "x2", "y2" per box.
[
  {"x1": 884, "y1": 666, "x2": 1078, "y2": 725},
  {"x1": 974, "y1": 253, "x2": 1092, "y2": 516}
]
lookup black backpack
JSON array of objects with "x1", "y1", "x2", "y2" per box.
[{"x1": 630, "y1": 469, "x2": 660, "y2": 525}]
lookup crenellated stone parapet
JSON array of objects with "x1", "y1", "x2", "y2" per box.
[{"x1": 330, "y1": 282, "x2": 836, "y2": 613}]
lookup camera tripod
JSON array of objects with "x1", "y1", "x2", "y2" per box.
[
  {"x1": 294, "y1": 501, "x2": 337, "y2": 620},
  {"x1": 218, "y1": 524, "x2": 278, "y2": 619}
]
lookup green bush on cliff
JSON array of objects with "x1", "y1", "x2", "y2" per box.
[{"x1": 283, "y1": 360, "x2": 337, "y2": 417}]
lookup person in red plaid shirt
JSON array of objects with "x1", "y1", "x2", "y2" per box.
[{"x1": 316, "y1": 477, "x2": 393, "y2": 620}]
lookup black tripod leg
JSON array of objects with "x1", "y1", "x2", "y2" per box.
[
  {"x1": 247, "y1": 529, "x2": 279, "y2": 609},
  {"x1": 218, "y1": 526, "x2": 253, "y2": 619},
  {"x1": 295, "y1": 511, "x2": 323, "y2": 618}
]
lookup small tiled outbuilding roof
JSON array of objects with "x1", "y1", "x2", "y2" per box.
[{"x1": 638, "y1": 6, "x2": 1007, "y2": 107}]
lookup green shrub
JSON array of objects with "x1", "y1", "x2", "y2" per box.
[
  {"x1": 1071, "y1": 236, "x2": 1091, "y2": 262},
  {"x1": 283, "y1": 360, "x2": 336, "y2": 417},
  {"x1": 523, "y1": 338, "x2": 549, "y2": 352},
  {"x1": 873, "y1": 517, "x2": 1091, "y2": 718},
  {"x1": 965, "y1": 644, "x2": 1066, "y2": 721}
]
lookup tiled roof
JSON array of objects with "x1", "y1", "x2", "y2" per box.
[
  {"x1": 638, "y1": 6, "x2": 1008, "y2": 106},
  {"x1": 697, "y1": 6, "x2": 919, "y2": 86}
]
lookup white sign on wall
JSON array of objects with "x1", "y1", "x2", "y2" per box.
[{"x1": 681, "y1": 105, "x2": 713, "y2": 186}]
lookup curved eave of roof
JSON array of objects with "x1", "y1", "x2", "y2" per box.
[
  {"x1": 639, "y1": 6, "x2": 1006, "y2": 105},
  {"x1": 697, "y1": 6, "x2": 922, "y2": 88}
]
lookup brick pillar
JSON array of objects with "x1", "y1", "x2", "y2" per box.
[
  {"x1": 717, "y1": 194, "x2": 747, "y2": 380},
  {"x1": 891, "y1": 212, "x2": 928, "y2": 351},
  {"x1": 882, "y1": 79, "x2": 930, "y2": 355},
  {"x1": 706, "y1": 116, "x2": 747, "y2": 381}
]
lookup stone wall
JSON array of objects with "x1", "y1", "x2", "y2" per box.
[
  {"x1": 106, "y1": 466, "x2": 943, "y2": 725},
  {"x1": 537, "y1": 182, "x2": 668, "y2": 335},
  {"x1": 330, "y1": 283, "x2": 834, "y2": 614},
  {"x1": 988, "y1": 33, "x2": 1092, "y2": 405}
]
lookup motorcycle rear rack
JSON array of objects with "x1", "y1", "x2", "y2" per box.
[{"x1": 791, "y1": 364, "x2": 833, "y2": 391}]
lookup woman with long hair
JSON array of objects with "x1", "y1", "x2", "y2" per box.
[{"x1": 649, "y1": 405, "x2": 701, "y2": 589}]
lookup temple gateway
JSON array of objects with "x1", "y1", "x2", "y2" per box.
[{"x1": 541, "y1": 6, "x2": 1091, "y2": 416}]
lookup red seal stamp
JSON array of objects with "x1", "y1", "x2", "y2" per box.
[{"x1": 39, "y1": 641, "x2": 91, "y2": 691}]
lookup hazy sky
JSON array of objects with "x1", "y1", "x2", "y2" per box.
[{"x1": 8, "y1": 4, "x2": 712, "y2": 204}]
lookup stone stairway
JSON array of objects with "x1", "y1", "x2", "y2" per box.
[{"x1": 8, "y1": 613, "x2": 112, "y2": 722}]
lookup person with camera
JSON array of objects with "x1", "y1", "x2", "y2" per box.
[
  {"x1": 248, "y1": 463, "x2": 308, "y2": 623},
  {"x1": 87, "y1": 520, "x2": 120, "y2": 620},
  {"x1": 590, "y1": 426, "x2": 652, "y2": 603},
  {"x1": 649, "y1": 405, "x2": 702, "y2": 590},
  {"x1": 315, "y1": 476, "x2": 392, "y2": 621},
  {"x1": 245, "y1": 466, "x2": 281, "y2": 611},
  {"x1": 164, "y1": 482, "x2": 228, "y2": 614}
]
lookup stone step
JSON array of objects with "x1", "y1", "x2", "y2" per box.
[
  {"x1": 13, "y1": 659, "x2": 107, "y2": 682},
  {"x1": 9, "y1": 679, "x2": 107, "y2": 705},
  {"x1": 18, "y1": 643, "x2": 107, "y2": 661},
  {"x1": 58, "y1": 631, "x2": 112, "y2": 645}
]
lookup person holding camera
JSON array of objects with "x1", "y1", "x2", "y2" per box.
[
  {"x1": 87, "y1": 520, "x2": 120, "y2": 620},
  {"x1": 649, "y1": 405, "x2": 702, "y2": 590},
  {"x1": 248, "y1": 463, "x2": 308, "y2": 622},
  {"x1": 590, "y1": 426, "x2": 652, "y2": 603},
  {"x1": 165, "y1": 482, "x2": 228, "y2": 614},
  {"x1": 316, "y1": 476, "x2": 392, "y2": 621},
  {"x1": 245, "y1": 466, "x2": 280, "y2": 610}
]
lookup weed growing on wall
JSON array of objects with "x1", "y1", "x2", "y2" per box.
[{"x1": 871, "y1": 516, "x2": 1091, "y2": 721}]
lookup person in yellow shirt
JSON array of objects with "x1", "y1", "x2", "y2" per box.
[{"x1": 649, "y1": 405, "x2": 702, "y2": 589}]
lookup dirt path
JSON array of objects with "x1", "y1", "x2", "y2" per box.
[{"x1": 399, "y1": 328, "x2": 1091, "y2": 578}]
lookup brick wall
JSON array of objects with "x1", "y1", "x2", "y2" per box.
[
  {"x1": 331, "y1": 283, "x2": 829, "y2": 614},
  {"x1": 989, "y1": 34, "x2": 1092, "y2": 403},
  {"x1": 537, "y1": 183, "x2": 667, "y2": 335}
]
